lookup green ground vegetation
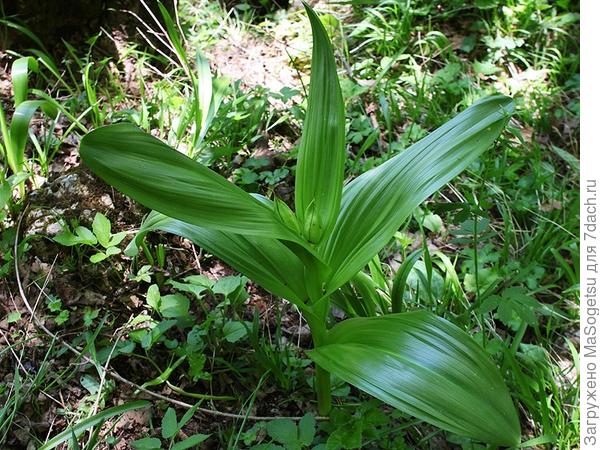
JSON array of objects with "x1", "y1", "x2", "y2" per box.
[{"x1": 0, "y1": 0, "x2": 579, "y2": 448}]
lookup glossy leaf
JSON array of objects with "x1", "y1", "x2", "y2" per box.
[
  {"x1": 12, "y1": 57, "x2": 37, "y2": 107},
  {"x1": 80, "y1": 123, "x2": 297, "y2": 241},
  {"x1": 7, "y1": 100, "x2": 47, "y2": 173},
  {"x1": 127, "y1": 211, "x2": 309, "y2": 307},
  {"x1": 294, "y1": 3, "x2": 346, "y2": 244},
  {"x1": 309, "y1": 311, "x2": 520, "y2": 446},
  {"x1": 321, "y1": 96, "x2": 514, "y2": 293}
]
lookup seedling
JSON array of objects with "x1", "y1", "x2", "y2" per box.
[
  {"x1": 80, "y1": 3, "x2": 520, "y2": 446},
  {"x1": 46, "y1": 294, "x2": 69, "y2": 325},
  {"x1": 131, "y1": 405, "x2": 209, "y2": 450},
  {"x1": 54, "y1": 212, "x2": 127, "y2": 263}
]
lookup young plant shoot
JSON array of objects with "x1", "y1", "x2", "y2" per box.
[{"x1": 80, "y1": 3, "x2": 520, "y2": 446}]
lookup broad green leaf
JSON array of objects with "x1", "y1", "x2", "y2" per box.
[
  {"x1": 481, "y1": 287, "x2": 542, "y2": 327},
  {"x1": 75, "y1": 226, "x2": 97, "y2": 244},
  {"x1": 7, "y1": 311, "x2": 21, "y2": 323},
  {"x1": 146, "y1": 284, "x2": 161, "y2": 313},
  {"x1": 92, "y1": 212, "x2": 111, "y2": 247},
  {"x1": 53, "y1": 230, "x2": 79, "y2": 247},
  {"x1": 160, "y1": 294, "x2": 190, "y2": 318},
  {"x1": 167, "y1": 275, "x2": 213, "y2": 298},
  {"x1": 105, "y1": 246, "x2": 121, "y2": 256},
  {"x1": 414, "y1": 207, "x2": 443, "y2": 233},
  {"x1": 321, "y1": 96, "x2": 514, "y2": 293},
  {"x1": 79, "y1": 123, "x2": 297, "y2": 241},
  {"x1": 222, "y1": 320, "x2": 248, "y2": 343},
  {"x1": 309, "y1": 311, "x2": 520, "y2": 446},
  {"x1": 108, "y1": 231, "x2": 127, "y2": 247},
  {"x1": 294, "y1": 4, "x2": 345, "y2": 244},
  {"x1": 266, "y1": 419, "x2": 298, "y2": 448},
  {"x1": 161, "y1": 407, "x2": 178, "y2": 439},
  {"x1": 212, "y1": 275, "x2": 243, "y2": 297},
  {"x1": 127, "y1": 211, "x2": 309, "y2": 307},
  {"x1": 298, "y1": 413, "x2": 316, "y2": 445},
  {"x1": 54, "y1": 226, "x2": 97, "y2": 246},
  {"x1": 80, "y1": 374, "x2": 100, "y2": 395}
]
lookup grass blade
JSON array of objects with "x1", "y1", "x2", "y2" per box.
[{"x1": 39, "y1": 400, "x2": 149, "y2": 449}]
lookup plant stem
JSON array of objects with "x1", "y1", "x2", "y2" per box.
[
  {"x1": 311, "y1": 324, "x2": 331, "y2": 415},
  {"x1": 315, "y1": 363, "x2": 332, "y2": 415},
  {"x1": 306, "y1": 299, "x2": 332, "y2": 415}
]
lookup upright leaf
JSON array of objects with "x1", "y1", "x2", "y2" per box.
[
  {"x1": 309, "y1": 311, "x2": 521, "y2": 446},
  {"x1": 391, "y1": 249, "x2": 423, "y2": 312},
  {"x1": 80, "y1": 123, "x2": 296, "y2": 241},
  {"x1": 12, "y1": 57, "x2": 37, "y2": 107},
  {"x1": 161, "y1": 407, "x2": 178, "y2": 439},
  {"x1": 196, "y1": 52, "x2": 213, "y2": 137},
  {"x1": 7, "y1": 99, "x2": 48, "y2": 173},
  {"x1": 322, "y1": 96, "x2": 514, "y2": 292},
  {"x1": 294, "y1": 3, "x2": 346, "y2": 244},
  {"x1": 92, "y1": 213, "x2": 112, "y2": 248}
]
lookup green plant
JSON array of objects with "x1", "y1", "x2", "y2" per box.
[
  {"x1": 80, "y1": 3, "x2": 520, "y2": 446},
  {"x1": 45, "y1": 294, "x2": 70, "y2": 325},
  {"x1": 0, "y1": 56, "x2": 54, "y2": 196},
  {"x1": 39, "y1": 401, "x2": 150, "y2": 449},
  {"x1": 129, "y1": 264, "x2": 154, "y2": 283},
  {"x1": 0, "y1": 335, "x2": 55, "y2": 443},
  {"x1": 240, "y1": 413, "x2": 316, "y2": 449},
  {"x1": 151, "y1": 1, "x2": 228, "y2": 157},
  {"x1": 54, "y1": 212, "x2": 127, "y2": 263},
  {"x1": 131, "y1": 404, "x2": 209, "y2": 450}
]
